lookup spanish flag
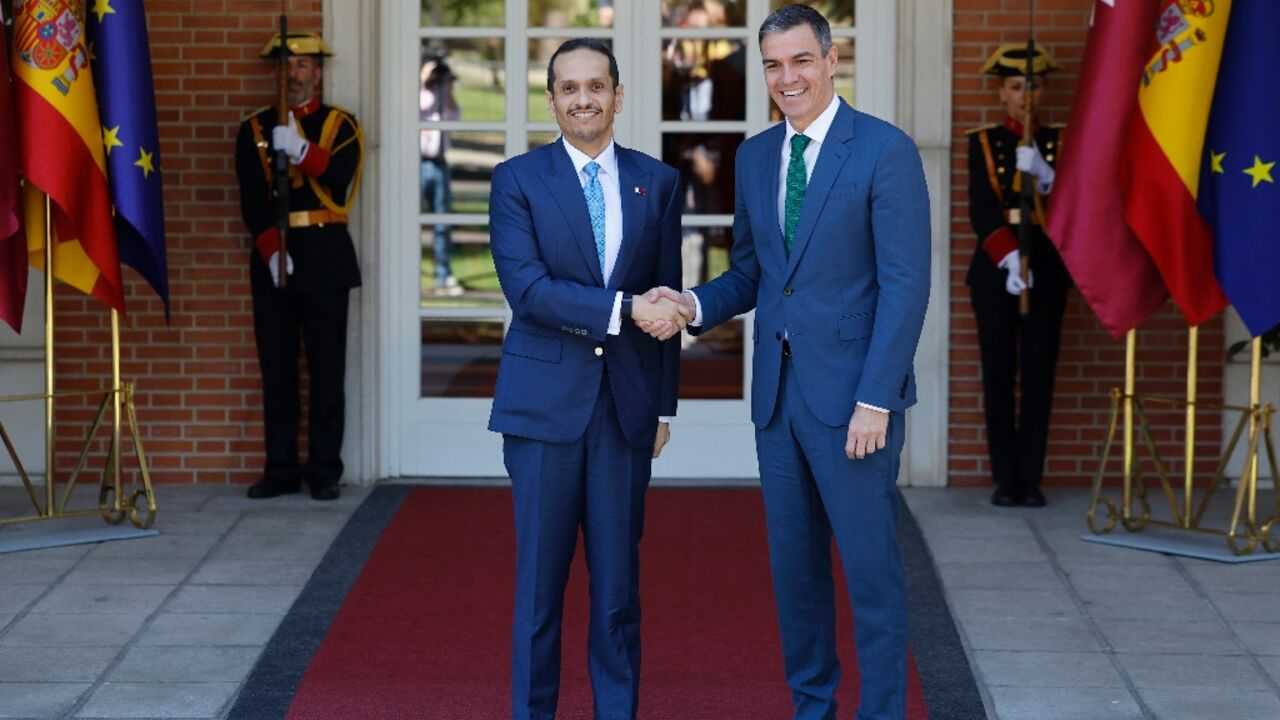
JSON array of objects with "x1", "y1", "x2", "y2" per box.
[
  {"x1": 10, "y1": 0, "x2": 124, "y2": 313},
  {"x1": 1117, "y1": 0, "x2": 1231, "y2": 327}
]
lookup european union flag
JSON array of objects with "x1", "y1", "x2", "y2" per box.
[
  {"x1": 88, "y1": 0, "x2": 169, "y2": 319},
  {"x1": 1198, "y1": 0, "x2": 1280, "y2": 337}
]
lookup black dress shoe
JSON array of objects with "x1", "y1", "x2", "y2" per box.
[
  {"x1": 991, "y1": 488, "x2": 1023, "y2": 507},
  {"x1": 1023, "y1": 489, "x2": 1047, "y2": 507},
  {"x1": 310, "y1": 484, "x2": 341, "y2": 501},
  {"x1": 247, "y1": 479, "x2": 301, "y2": 499}
]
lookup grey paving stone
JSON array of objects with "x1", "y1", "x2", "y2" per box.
[
  {"x1": 972, "y1": 650, "x2": 1126, "y2": 689},
  {"x1": 1258, "y1": 656, "x2": 1280, "y2": 685},
  {"x1": 987, "y1": 685, "x2": 1144, "y2": 720},
  {"x1": 0, "y1": 682, "x2": 90, "y2": 718},
  {"x1": 108, "y1": 646, "x2": 261, "y2": 682},
  {"x1": 0, "y1": 646, "x2": 118, "y2": 682},
  {"x1": 926, "y1": 536, "x2": 1049, "y2": 565},
  {"x1": 147, "y1": 511, "x2": 238, "y2": 536},
  {"x1": 916, "y1": 515, "x2": 1039, "y2": 542},
  {"x1": 1079, "y1": 590, "x2": 1218, "y2": 622},
  {"x1": 234, "y1": 510, "x2": 351, "y2": 535},
  {"x1": 209, "y1": 532, "x2": 331, "y2": 562},
  {"x1": 1092, "y1": 619, "x2": 1243, "y2": 655},
  {"x1": 0, "y1": 584, "x2": 45, "y2": 615},
  {"x1": 188, "y1": 559, "x2": 319, "y2": 586},
  {"x1": 0, "y1": 553, "x2": 83, "y2": 583},
  {"x1": 164, "y1": 584, "x2": 301, "y2": 614},
  {"x1": 1138, "y1": 687, "x2": 1280, "y2": 720},
  {"x1": 60, "y1": 557, "x2": 194, "y2": 586},
  {"x1": 0, "y1": 611, "x2": 149, "y2": 647},
  {"x1": 135, "y1": 613, "x2": 281, "y2": 647},
  {"x1": 1230, "y1": 622, "x2": 1280, "y2": 656},
  {"x1": 32, "y1": 584, "x2": 174, "y2": 615},
  {"x1": 1204, "y1": 591, "x2": 1279, "y2": 623},
  {"x1": 1050, "y1": 536, "x2": 1180, "y2": 565},
  {"x1": 87, "y1": 532, "x2": 219, "y2": 559},
  {"x1": 946, "y1": 588, "x2": 1081, "y2": 619},
  {"x1": 75, "y1": 681, "x2": 240, "y2": 719},
  {"x1": 1182, "y1": 561, "x2": 1280, "y2": 594},
  {"x1": 935, "y1": 561, "x2": 1064, "y2": 592},
  {"x1": 962, "y1": 616, "x2": 1102, "y2": 652},
  {"x1": 1059, "y1": 561, "x2": 1190, "y2": 596},
  {"x1": 1115, "y1": 652, "x2": 1271, "y2": 690}
]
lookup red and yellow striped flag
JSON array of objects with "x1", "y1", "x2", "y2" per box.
[
  {"x1": 10, "y1": 0, "x2": 123, "y2": 313},
  {"x1": 1117, "y1": 0, "x2": 1231, "y2": 327}
]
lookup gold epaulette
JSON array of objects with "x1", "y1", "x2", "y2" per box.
[
  {"x1": 243, "y1": 105, "x2": 272, "y2": 122},
  {"x1": 965, "y1": 122, "x2": 998, "y2": 136}
]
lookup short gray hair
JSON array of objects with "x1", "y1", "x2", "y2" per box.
[{"x1": 759, "y1": 4, "x2": 833, "y2": 56}]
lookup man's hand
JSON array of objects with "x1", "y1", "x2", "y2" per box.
[
  {"x1": 652, "y1": 421, "x2": 671, "y2": 459},
  {"x1": 272, "y1": 112, "x2": 309, "y2": 164},
  {"x1": 268, "y1": 251, "x2": 295, "y2": 287},
  {"x1": 996, "y1": 251, "x2": 1034, "y2": 297},
  {"x1": 633, "y1": 288, "x2": 693, "y2": 341},
  {"x1": 636, "y1": 286, "x2": 695, "y2": 341},
  {"x1": 1015, "y1": 144, "x2": 1055, "y2": 193},
  {"x1": 846, "y1": 405, "x2": 888, "y2": 460}
]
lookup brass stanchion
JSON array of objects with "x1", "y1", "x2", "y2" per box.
[
  {"x1": 1184, "y1": 326, "x2": 1198, "y2": 528},
  {"x1": 1122, "y1": 329, "x2": 1136, "y2": 524},
  {"x1": 43, "y1": 195, "x2": 54, "y2": 518}
]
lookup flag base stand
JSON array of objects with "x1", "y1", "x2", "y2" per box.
[{"x1": 1086, "y1": 330, "x2": 1279, "y2": 558}]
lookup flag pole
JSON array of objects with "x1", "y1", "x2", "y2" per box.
[
  {"x1": 1122, "y1": 328, "x2": 1136, "y2": 522},
  {"x1": 43, "y1": 195, "x2": 54, "y2": 518},
  {"x1": 1183, "y1": 326, "x2": 1197, "y2": 528},
  {"x1": 1248, "y1": 337, "x2": 1261, "y2": 528},
  {"x1": 111, "y1": 309, "x2": 123, "y2": 516}
]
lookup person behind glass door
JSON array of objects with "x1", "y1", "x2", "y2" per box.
[{"x1": 420, "y1": 51, "x2": 462, "y2": 296}]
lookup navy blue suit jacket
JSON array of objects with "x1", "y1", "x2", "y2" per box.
[
  {"x1": 692, "y1": 101, "x2": 931, "y2": 427},
  {"x1": 488, "y1": 140, "x2": 683, "y2": 448}
]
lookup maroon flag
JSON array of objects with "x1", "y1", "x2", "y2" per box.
[
  {"x1": 0, "y1": 12, "x2": 27, "y2": 333},
  {"x1": 1046, "y1": 0, "x2": 1169, "y2": 339}
]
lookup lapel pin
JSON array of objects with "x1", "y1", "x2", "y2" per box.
[{"x1": 634, "y1": 186, "x2": 647, "y2": 196}]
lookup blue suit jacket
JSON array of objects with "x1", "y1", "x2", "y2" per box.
[
  {"x1": 692, "y1": 100, "x2": 931, "y2": 428},
  {"x1": 488, "y1": 140, "x2": 683, "y2": 448}
]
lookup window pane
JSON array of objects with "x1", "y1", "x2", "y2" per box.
[
  {"x1": 530, "y1": 0, "x2": 616, "y2": 28},
  {"x1": 767, "y1": 0, "x2": 854, "y2": 27},
  {"x1": 661, "y1": 38, "x2": 748, "y2": 121},
  {"x1": 662, "y1": 0, "x2": 747, "y2": 28},
  {"x1": 421, "y1": 39, "x2": 505, "y2": 122},
  {"x1": 679, "y1": 319, "x2": 745, "y2": 400},
  {"x1": 528, "y1": 38, "x2": 615, "y2": 123},
  {"x1": 420, "y1": 130, "x2": 503, "y2": 216},
  {"x1": 421, "y1": 224, "x2": 504, "y2": 308},
  {"x1": 421, "y1": 0, "x2": 504, "y2": 27},
  {"x1": 662, "y1": 133, "x2": 743, "y2": 216},
  {"x1": 528, "y1": 132, "x2": 559, "y2": 151},
  {"x1": 766, "y1": 37, "x2": 854, "y2": 122},
  {"x1": 421, "y1": 318, "x2": 505, "y2": 398}
]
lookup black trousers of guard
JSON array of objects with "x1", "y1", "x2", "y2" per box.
[
  {"x1": 251, "y1": 271, "x2": 350, "y2": 490},
  {"x1": 970, "y1": 284, "x2": 1068, "y2": 497}
]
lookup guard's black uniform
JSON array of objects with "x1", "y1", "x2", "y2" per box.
[
  {"x1": 235, "y1": 98, "x2": 362, "y2": 492},
  {"x1": 966, "y1": 117, "x2": 1071, "y2": 500}
]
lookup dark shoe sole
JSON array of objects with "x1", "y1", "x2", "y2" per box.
[{"x1": 247, "y1": 483, "x2": 301, "y2": 499}]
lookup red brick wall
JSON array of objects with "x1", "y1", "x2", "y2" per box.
[
  {"x1": 50, "y1": 1, "x2": 322, "y2": 485},
  {"x1": 949, "y1": 0, "x2": 1225, "y2": 487}
]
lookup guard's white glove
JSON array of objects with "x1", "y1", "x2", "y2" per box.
[
  {"x1": 997, "y1": 250, "x2": 1033, "y2": 296},
  {"x1": 272, "y1": 112, "x2": 309, "y2": 164},
  {"x1": 268, "y1": 251, "x2": 295, "y2": 287},
  {"x1": 1016, "y1": 145, "x2": 1055, "y2": 194}
]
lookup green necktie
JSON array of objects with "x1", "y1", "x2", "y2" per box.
[{"x1": 784, "y1": 133, "x2": 812, "y2": 256}]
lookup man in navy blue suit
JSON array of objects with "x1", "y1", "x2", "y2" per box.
[
  {"x1": 487, "y1": 39, "x2": 689, "y2": 720},
  {"x1": 644, "y1": 6, "x2": 930, "y2": 719}
]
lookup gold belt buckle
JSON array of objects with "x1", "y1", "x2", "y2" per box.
[{"x1": 1007, "y1": 207, "x2": 1022, "y2": 225}]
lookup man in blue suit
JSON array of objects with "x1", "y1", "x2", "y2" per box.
[
  {"x1": 487, "y1": 39, "x2": 690, "y2": 720},
  {"x1": 644, "y1": 6, "x2": 930, "y2": 719}
]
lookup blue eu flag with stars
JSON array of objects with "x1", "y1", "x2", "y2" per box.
[
  {"x1": 1198, "y1": 0, "x2": 1280, "y2": 337},
  {"x1": 88, "y1": 0, "x2": 170, "y2": 319}
]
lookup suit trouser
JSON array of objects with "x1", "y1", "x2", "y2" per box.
[
  {"x1": 504, "y1": 374, "x2": 652, "y2": 720},
  {"x1": 756, "y1": 354, "x2": 908, "y2": 720},
  {"x1": 251, "y1": 274, "x2": 350, "y2": 488},
  {"x1": 969, "y1": 285, "x2": 1068, "y2": 495}
]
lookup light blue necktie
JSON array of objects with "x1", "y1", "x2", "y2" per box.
[{"x1": 583, "y1": 161, "x2": 606, "y2": 275}]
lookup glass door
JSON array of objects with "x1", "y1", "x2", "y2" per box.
[{"x1": 387, "y1": 0, "x2": 864, "y2": 479}]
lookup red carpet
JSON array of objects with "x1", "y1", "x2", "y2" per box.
[{"x1": 285, "y1": 488, "x2": 928, "y2": 719}]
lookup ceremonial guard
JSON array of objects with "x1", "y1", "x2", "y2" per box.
[
  {"x1": 967, "y1": 44, "x2": 1071, "y2": 507},
  {"x1": 235, "y1": 31, "x2": 363, "y2": 501}
]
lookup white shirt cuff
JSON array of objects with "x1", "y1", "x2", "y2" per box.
[
  {"x1": 856, "y1": 401, "x2": 889, "y2": 414},
  {"x1": 689, "y1": 289, "x2": 704, "y2": 326},
  {"x1": 658, "y1": 416, "x2": 674, "y2": 423},
  {"x1": 607, "y1": 291, "x2": 623, "y2": 335}
]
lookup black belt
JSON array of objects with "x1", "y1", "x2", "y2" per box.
[{"x1": 781, "y1": 339, "x2": 792, "y2": 358}]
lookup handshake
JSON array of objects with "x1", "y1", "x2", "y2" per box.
[{"x1": 631, "y1": 286, "x2": 696, "y2": 341}]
